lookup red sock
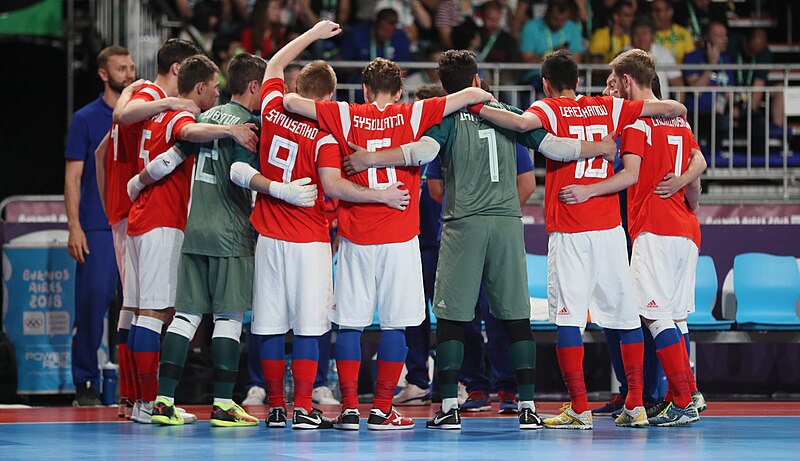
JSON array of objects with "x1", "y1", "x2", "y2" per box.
[
  {"x1": 118, "y1": 344, "x2": 129, "y2": 400},
  {"x1": 656, "y1": 343, "x2": 692, "y2": 408},
  {"x1": 679, "y1": 336, "x2": 699, "y2": 394},
  {"x1": 127, "y1": 347, "x2": 139, "y2": 401},
  {"x1": 134, "y1": 351, "x2": 160, "y2": 402},
  {"x1": 292, "y1": 359, "x2": 317, "y2": 413},
  {"x1": 373, "y1": 360, "x2": 404, "y2": 414},
  {"x1": 337, "y1": 359, "x2": 361, "y2": 410},
  {"x1": 261, "y1": 359, "x2": 286, "y2": 408},
  {"x1": 620, "y1": 342, "x2": 644, "y2": 409},
  {"x1": 556, "y1": 346, "x2": 588, "y2": 414}
]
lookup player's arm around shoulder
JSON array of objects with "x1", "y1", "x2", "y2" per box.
[
  {"x1": 443, "y1": 87, "x2": 494, "y2": 117},
  {"x1": 477, "y1": 100, "x2": 543, "y2": 133},
  {"x1": 179, "y1": 120, "x2": 259, "y2": 152},
  {"x1": 341, "y1": 136, "x2": 441, "y2": 175},
  {"x1": 640, "y1": 98, "x2": 687, "y2": 118},
  {"x1": 317, "y1": 167, "x2": 410, "y2": 211}
]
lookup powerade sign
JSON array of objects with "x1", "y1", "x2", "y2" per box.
[{"x1": 2, "y1": 245, "x2": 75, "y2": 393}]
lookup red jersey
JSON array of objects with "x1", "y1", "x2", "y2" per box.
[
  {"x1": 106, "y1": 83, "x2": 167, "y2": 225},
  {"x1": 250, "y1": 78, "x2": 341, "y2": 243},
  {"x1": 315, "y1": 97, "x2": 447, "y2": 244},
  {"x1": 126, "y1": 109, "x2": 196, "y2": 236},
  {"x1": 621, "y1": 116, "x2": 702, "y2": 247},
  {"x1": 527, "y1": 95, "x2": 644, "y2": 234}
]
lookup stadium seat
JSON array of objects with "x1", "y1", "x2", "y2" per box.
[
  {"x1": 687, "y1": 255, "x2": 734, "y2": 330},
  {"x1": 733, "y1": 253, "x2": 800, "y2": 330},
  {"x1": 526, "y1": 254, "x2": 556, "y2": 330}
]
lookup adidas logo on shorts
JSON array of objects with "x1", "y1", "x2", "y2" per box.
[
  {"x1": 557, "y1": 307, "x2": 570, "y2": 316},
  {"x1": 331, "y1": 304, "x2": 337, "y2": 311},
  {"x1": 647, "y1": 300, "x2": 659, "y2": 309},
  {"x1": 437, "y1": 300, "x2": 447, "y2": 308}
]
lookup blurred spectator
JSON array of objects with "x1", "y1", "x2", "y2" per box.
[
  {"x1": 519, "y1": 0, "x2": 584, "y2": 83},
  {"x1": 477, "y1": 1, "x2": 520, "y2": 64},
  {"x1": 673, "y1": 0, "x2": 728, "y2": 44},
  {"x1": 211, "y1": 33, "x2": 245, "y2": 101},
  {"x1": 179, "y1": 0, "x2": 224, "y2": 54},
  {"x1": 651, "y1": 0, "x2": 695, "y2": 63},
  {"x1": 175, "y1": 0, "x2": 233, "y2": 23},
  {"x1": 404, "y1": 44, "x2": 443, "y2": 89},
  {"x1": 340, "y1": 8, "x2": 411, "y2": 61},
  {"x1": 683, "y1": 20, "x2": 732, "y2": 149},
  {"x1": 451, "y1": 19, "x2": 481, "y2": 53},
  {"x1": 589, "y1": 0, "x2": 635, "y2": 63},
  {"x1": 241, "y1": 0, "x2": 289, "y2": 58},
  {"x1": 373, "y1": 0, "x2": 434, "y2": 47},
  {"x1": 435, "y1": 0, "x2": 465, "y2": 48},
  {"x1": 630, "y1": 16, "x2": 683, "y2": 100},
  {"x1": 587, "y1": 0, "x2": 617, "y2": 37},
  {"x1": 730, "y1": 28, "x2": 774, "y2": 150}
]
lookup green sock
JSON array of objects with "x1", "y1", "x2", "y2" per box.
[
  {"x1": 436, "y1": 339, "x2": 464, "y2": 399},
  {"x1": 212, "y1": 337, "x2": 240, "y2": 400},
  {"x1": 157, "y1": 332, "x2": 190, "y2": 398},
  {"x1": 509, "y1": 339, "x2": 537, "y2": 402}
]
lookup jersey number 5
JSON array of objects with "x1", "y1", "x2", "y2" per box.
[
  {"x1": 366, "y1": 138, "x2": 397, "y2": 190},
  {"x1": 267, "y1": 135, "x2": 299, "y2": 182},
  {"x1": 570, "y1": 125, "x2": 610, "y2": 179}
]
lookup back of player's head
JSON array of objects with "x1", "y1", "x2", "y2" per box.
[
  {"x1": 437, "y1": 50, "x2": 478, "y2": 94},
  {"x1": 362, "y1": 57, "x2": 403, "y2": 96},
  {"x1": 540, "y1": 50, "x2": 578, "y2": 92},
  {"x1": 297, "y1": 60, "x2": 337, "y2": 100},
  {"x1": 414, "y1": 84, "x2": 447, "y2": 101},
  {"x1": 651, "y1": 75, "x2": 662, "y2": 99},
  {"x1": 228, "y1": 53, "x2": 266, "y2": 95},
  {"x1": 610, "y1": 48, "x2": 656, "y2": 89},
  {"x1": 157, "y1": 39, "x2": 203, "y2": 75},
  {"x1": 177, "y1": 54, "x2": 219, "y2": 95},
  {"x1": 97, "y1": 45, "x2": 130, "y2": 70}
]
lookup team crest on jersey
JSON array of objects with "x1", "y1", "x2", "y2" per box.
[{"x1": 557, "y1": 307, "x2": 570, "y2": 316}]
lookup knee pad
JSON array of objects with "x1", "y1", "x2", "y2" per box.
[
  {"x1": 166, "y1": 312, "x2": 202, "y2": 340},
  {"x1": 647, "y1": 319, "x2": 675, "y2": 339},
  {"x1": 212, "y1": 313, "x2": 244, "y2": 342},
  {"x1": 436, "y1": 318, "x2": 466, "y2": 344},
  {"x1": 502, "y1": 319, "x2": 534, "y2": 344},
  {"x1": 674, "y1": 320, "x2": 689, "y2": 335}
]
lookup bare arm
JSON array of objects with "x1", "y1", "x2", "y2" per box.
[
  {"x1": 478, "y1": 104, "x2": 543, "y2": 132},
  {"x1": 640, "y1": 99, "x2": 688, "y2": 118},
  {"x1": 558, "y1": 154, "x2": 641, "y2": 204},
  {"x1": 264, "y1": 20, "x2": 342, "y2": 82},
  {"x1": 684, "y1": 177, "x2": 701, "y2": 211},
  {"x1": 443, "y1": 87, "x2": 494, "y2": 117},
  {"x1": 318, "y1": 167, "x2": 410, "y2": 210},
  {"x1": 516, "y1": 171, "x2": 536, "y2": 207},
  {"x1": 342, "y1": 137, "x2": 440, "y2": 175},
  {"x1": 411, "y1": 0, "x2": 432, "y2": 29},
  {"x1": 111, "y1": 79, "x2": 147, "y2": 123},
  {"x1": 95, "y1": 132, "x2": 110, "y2": 214},
  {"x1": 65, "y1": 160, "x2": 89, "y2": 264},
  {"x1": 283, "y1": 93, "x2": 319, "y2": 120},
  {"x1": 655, "y1": 148, "x2": 707, "y2": 198},
  {"x1": 117, "y1": 97, "x2": 200, "y2": 125},
  {"x1": 179, "y1": 122, "x2": 259, "y2": 152},
  {"x1": 428, "y1": 178, "x2": 444, "y2": 204}
]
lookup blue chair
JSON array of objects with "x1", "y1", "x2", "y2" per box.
[
  {"x1": 687, "y1": 255, "x2": 734, "y2": 330},
  {"x1": 526, "y1": 253, "x2": 556, "y2": 331},
  {"x1": 733, "y1": 253, "x2": 800, "y2": 330}
]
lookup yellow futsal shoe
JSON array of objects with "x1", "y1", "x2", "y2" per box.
[
  {"x1": 151, "y1": 397, "x2": 184, "y2": 425},
  {"x1": 544, "y1": 406, "x2": 593, "y2": 430},
  {"x1": 614, "y1": 406, "x2": 649, "y2": 427},
  {"x1": 210, "y1": 401, "x2": 260, "y2": 427}
]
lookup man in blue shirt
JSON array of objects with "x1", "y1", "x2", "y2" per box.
[
  {"x1": 340, "y1": 8, "x2": 411, "y2": 63},
  {"x1": 65, "y1": 45, "x2": 135, "y2": 406}
]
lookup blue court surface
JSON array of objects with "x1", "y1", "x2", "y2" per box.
[{"x1": 1, "y1": 416, "x2": 797, "y2": 460}]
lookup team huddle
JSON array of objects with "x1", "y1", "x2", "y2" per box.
[{"x1": 96, "y1": 19, "x2": 707, "y2": 432}]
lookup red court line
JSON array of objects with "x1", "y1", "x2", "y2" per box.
[{"x1": 1, "y1": 401, "x2": 798, "y2": 424}]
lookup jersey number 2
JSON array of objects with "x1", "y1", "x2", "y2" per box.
[
  {"x1": 569, "y1": 125, "x2": 609, "y2": 179},
  {"x1": 195, "y1": 140, "x2": 219, "y2": 184}
]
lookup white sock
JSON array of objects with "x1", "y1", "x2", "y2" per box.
[
  {"x1": 519, "y1": 400, "x2": 535, "y2": 412},
  {"x1": 136, "y1": 315, "x2": 164, "y2": 334},
  {"x1": 442, "y1": 398, "x2": 458, "y2": 413}
]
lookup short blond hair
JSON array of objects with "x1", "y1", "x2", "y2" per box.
[
  {"x1": 610, "y1": 49, "x2": 656, "y2": 88},
  {"x1": 297, "y1": 60, "x2": 337, "y2": 100}
]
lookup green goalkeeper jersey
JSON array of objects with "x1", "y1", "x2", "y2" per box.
[
  {"x1": 180, "y1": 101, "x2": 259, "y2": 257},
  {"x1": 423, "y1": 102, "x2": 547, "y2": 221}
]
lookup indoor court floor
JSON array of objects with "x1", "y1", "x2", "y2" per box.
[{"x1": 1, "y1": 402, "x2": 797, "y2": 460}]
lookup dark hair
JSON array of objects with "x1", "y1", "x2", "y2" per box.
[
  {"x1": 227, "y1": 53, "x2": 266, "y2": 95},
  {"x1": 97, "y1": 45, "x2": 130, "y2": 70},
  {"x1": 610, "y1": 49, "x2": 657, "y2": 88},
  {"x1": 651, "y1": 75, "x2": 662, "y2": 99},
  {"x1": 632, "y1": 15, "x2": 656, "y2": 34},
  {"x1": 424, "y1": 43, "x2": 445, "y2": 60},
  {"x1": 437, "y1": 50, "x2": 478, "y2": 94},
  {"x1": 376, "y1": 8, "x2": 399, "y2": 24},
  {"x1": 481, "y1": 0, "x2": 503, "y2": 15},
  {"x1": 414, "y1": 84, "x2": 447, "y2": 100},
  {"x1": 612, "y1": 0, "x2": 634, "y2": 15},
  {"x1": 297, "y1": 60, "x2": 337, "y2": 100},
  {"x1": 362, "y1": 57, "x2": 403, "y2": 95},
  {"x1": 701, "y1": 19, "x2": 727, "y2": 38},
  {"x1": 451, "y1": 19, "x2": 479, "y2": 50},
  {"x1": 177, "y1": 54, "x2": 219, "y2": 94},
  {"x1": 157, "y1": 38, "x2": 202, "y2": 75},
  {"x1": 541, "y1": 49, "x2": 578, "y2": 91}
]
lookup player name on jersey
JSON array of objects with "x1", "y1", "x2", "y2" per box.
[
  {"x1": 205, "y1": 109, "x2": 244, "y2": 126},
  {"x1": 352, "y1": 113, "x2": 405, "y2": 130},
  {"x1": 264, "y1": 108, "x2": 319, "y2": 139},
  {"x1": 650, "y1": 115, "x2": 690, "y2": 128},
  {"x1": 557, "y1": 105, "x2": 609, "y2": 119}
]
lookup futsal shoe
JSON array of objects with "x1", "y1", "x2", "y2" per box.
[
  {"x1": 209, "y1": 402, "x2": 259, "y2": 427},
  {"x1": 498, "y1": 391, "x2": 519, "y2": 414},
  {"x1": 151, "y1": 397, "x2": 183, "y2": 425},
  {"x1": 461, "y1": 391, "x2": 491, "y2": 412},
  {"x1": 176, "y1": 407, "x2": 197, "y2": 424},
  {"x1": 614, "y1": 406, "x2": 649, "y2": 427},
  {"x1": 242, "y1": 386, "x2": 266, "y2": 406},
  {"x1": 519, "y1": 407, "x2": 544, "y2": 430},
  {"x1": 692, "y1": 392, "x2": 708, "y2": 413},
  {"x1": 649, "y1": 402, "x2": 700, "y2": 427},
  {"x1": 72, "y1": 381, "x2": 102, "y2": 407},
  {"x1": 645, "y1": 400, "x2": 669, "y2": 419},
  {"x1": 393, "y1": 383, "x2": 432, "y2": 406},
  {"x1": 426, "y1": 407, "x2": 461, "y2": 430},
  {"x1": 592, "y1": 393, "x2": 624, "y2": 415},
  {"x1": 366, "y1": 406, "x2": 415, "y2": 430},
  {"x1": 544, "y1": 406, "x2": 593, "y2": 430},
  {"x1": 312, "y1": 386, "x2": 341, "y2": 405},
  {"x1": 133, "y1": 400, "x2": 155, "y2": 424},
  {"x1": 266, "y1": 407, "x2": 287, "y2": 428},
  {"x1": 333, "y1": 408, "x2": 361, "y2": 430},
  {"x1": 292, "y1": 408, "x2": 335, "y2": 430}
]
